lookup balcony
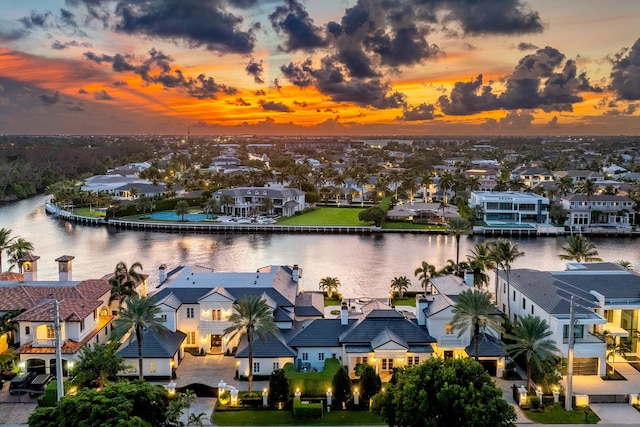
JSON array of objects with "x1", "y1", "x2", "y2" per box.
[
  {"x1": 32, "y1": 338, "x2": 56, "y2": 348},
  {"x1": 437, "y1": 335, "x2": 464, "y2": 348}
]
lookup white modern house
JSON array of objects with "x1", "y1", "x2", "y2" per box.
[
  {"x1": 469, "y1": 191, "x2": 550, "y2": 225},
  {"x1": 495, "y1": 262, "x2": 640, "y2": 376}
]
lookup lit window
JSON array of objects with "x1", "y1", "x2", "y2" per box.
[
  {"x1": 213, "y1": 310, "x2": 221, "y2": 321},
  {"x1": 445, "y1": 323, "x2": 454, "y2": 334},
  {"x1": 186, "y1": 331, "x2": 196, "y2": 345},
  {"x1": 47, "y1": 326, "x2": 55, "y2": 339},
  {"x1": 150, "y1": 362, "x2": 157, "y2": 374}
]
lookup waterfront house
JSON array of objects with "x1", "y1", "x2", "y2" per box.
[
  {"x1": 469, "y1": 191, "x2": 550, "y2": 225},
  {"x1": 512, "y1": 166, "x2": 554, "y2": 188},
  {"x1": 495, "y1": 262, "x2": 640, "y2": 376},
  {"x1": 553, "y1": 170, "x2": 604, "y2": 185},
  {"x1": 213, "y1": 187, "x2": 305, "y2": 217},
  {"x1": 560, "y1": 194, "x2": 634, "y2": 231}
]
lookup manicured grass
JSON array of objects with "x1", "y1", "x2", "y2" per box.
[
  {"x1": 324, "y1": 299, "x2": 342, "y2": 307},
  {"x1": 277, "y1": 208, "x2": 370, "y2": 226},
  {"x1": 524, "y1": 404, "x2": 599, "y2": 424},
  {"x1": 213, "y1": 409, "x2": 384, "y2": 426},
  {"x1": 71, "y1": 207, "x2": 106, "y2": 218},
  {"x1": 392, "y1": 296, "x2": 416, "y2": 307}
]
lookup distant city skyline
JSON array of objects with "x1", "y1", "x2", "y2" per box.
[{"x1": 0, "y1": 0, "x2": 639, "y2": 135}]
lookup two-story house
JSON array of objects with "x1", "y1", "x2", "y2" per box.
[
  {"x1": 213, "y1": 187, "x2": 305, "y2": 217},
  {"x1": 469, "y1": 191, "x2": 550, "y2": 225},
  {"x1": 494, "y1": 262, "x2": 640, "y2": 376},
  {"x1": 560, "y1": 194, "x2": 635, "y2": 230}
]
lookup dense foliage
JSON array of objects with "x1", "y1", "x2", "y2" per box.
[
  {"x1": 372, "y1": 357, "x2": 516, "y2": 427},
  {"x1": 29, "y1": 380, "x2": 170, "y2": 427}
]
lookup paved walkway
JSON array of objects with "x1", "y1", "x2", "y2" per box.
[{"x1": 174, "y1": 353, "x2": 268, "y2": 391}]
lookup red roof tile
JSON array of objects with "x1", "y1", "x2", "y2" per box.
[
  {"x1": 15, "y1": 299, "x2": 103, "y2": 322},
  {"x1": 0, "y1": 272, "x2": 24, "y2": 282}
]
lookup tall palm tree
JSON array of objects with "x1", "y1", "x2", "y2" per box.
[
  {"x1": 558, "y1": 234, "x2": 603, "y2": 262},
  {"x1": 220, "y1": 194, "x2": 235, "y2": 215},
  {"x1": 355, "y1": 171, "x2": 369, "y2": 207},
  {"x1": 261, "y1": 197, "x2": 274, "y2": 216},
  {"x1": 504, "y1": 315, "x2": 559, "y2": 392},
  {"x1": 414, "y1": 261, "x2": 437, "y2": 294},
  {"x1": 390, "y1": 276, "x2": 410, "y2": 299},
  {"x1": 203, "y1": 198, "x2": 220, "y2": 219},
  {"x1": 318, "y1": 276, "x2": 341, "y2": 299},
  {"x1": 0, "y1": 228, "x2": 15, "y2": 272},
  {"x1": 389, "y1": 170, "x2": 402, "y2": 201},
  {"x1": 576, "y1": 178, "x2": 597, "y2": 203},
  {"x1": 554, "y1": 176, "x2": 574, "y2": 199},
  {"x1": 112, "y1": 294, "x2": 168, "y2": 381},
  {"x1": 7, "y1": 237, "x2": 34, "y2": 273},
  {"x1": 451, "y1": 289, "x2": 500, "y2": 361},
  {"x1": 447, "y1": 217, "x2": 472, "y2": 264},
  {"x1": 223, "y1": 295, "x2": 278, "y2": 395},
  {"x1": 175, "y1": 200, "x2": 190, "y2": 221},
  {"x1": 490, "y1": 239, "x2": 524, "y2": 317},
  {"x1": 438, "y1": 171, "x2": 454, "y2": 203},
  {"x1": 136, "y1": 196, "x2": 154, "y2": 218},
  {"x1": 468, "y1": 242, "x2": 496, "y2": 289},
  {"x1": 109, "y1": 261, "x2": 144, "y2": 306}
]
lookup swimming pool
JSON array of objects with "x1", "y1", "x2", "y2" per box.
[{"x1": 148, "y1": 211, "x2": 213, "y2": 222}]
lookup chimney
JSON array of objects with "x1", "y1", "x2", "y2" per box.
[
  {"x1": 292, "y1": 264, "x2": 299, "y2": 282},
  {"x1": 340, "y1": 301, "x2": 349, "y2": 325},
  {"x1": 55, "y1": 255, "x2": 74, "y2": 281},
  {"x1": 159, "y1": 264, "x2": 167, "y2": 283},
  {"x1": 464, "y1": 270, "x2": 474, "y2": 287},
  {"x1": 416, "y1": 295, "x2": 432, "y2": 326},
  {"x1": 21, "y1": 255, "x2": 40, "y2": 281}
]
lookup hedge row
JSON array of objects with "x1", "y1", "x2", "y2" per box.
[
  {"x1": 284, "y1": 358, "x2": 341, "y2": 397},
  {"x1": 293, "y1": 397, "x2": 323, "y2": 419}
]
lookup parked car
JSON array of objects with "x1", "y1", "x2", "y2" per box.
[
  {"x1": 29, "y1": 374, "x2": 53, "y2": 397},
  {"x1": 8, "y1": 371, "x2": 38, "y2": 395}
]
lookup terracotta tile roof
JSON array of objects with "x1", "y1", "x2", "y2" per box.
[
  {"x1": 0, "y1": 286, "x2": 36, "y2": 311},
  {"x1": 0, "y1": 272, "x2": 24, "y2": 282},
  {"x1": 76, "y1": 279, "x2": 111, "y2": 300},
  {"x1": 15, "y1": 299, "x2": 103, "y2": 322},
  {"x1": 14, "y1": 315, "x2": 114, "y2": 355}
]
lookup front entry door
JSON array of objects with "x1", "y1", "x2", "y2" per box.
[{"x1": 210, "y1": 334, "x2": 222, "y2": 354}]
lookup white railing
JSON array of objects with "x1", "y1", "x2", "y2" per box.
[
  {"x1": 437, "y1": 336, "x2": 464, "y2": 348},
  {"x1": 198, "y1": 320, "x2": 232, "y2": 330}
]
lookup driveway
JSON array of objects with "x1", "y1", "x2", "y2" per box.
[
  {"x1": 589, "y1": 404, "x2": 640, "y2": 425},
  {"x1": 173, "y1": 353, "x2": 268, "y2": 392}
]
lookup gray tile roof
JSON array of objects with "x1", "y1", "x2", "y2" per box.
[
  {"x1": 466, "y1": 333, "x2": 507, "y2": 358},
  {"x1": 118, "y1": 329, "x2": 186, "y2": 358},
  {"x1": 345, "y1": 345, "x2": 372, "y2": 353},
  {"x1": 340, "y1": 310, "x2": 436, "y2": 345},
  {"x1": 371, "y1": 328, "x2": 408, "y2": 349},
  {"x1": 151, "y1": 287, "x2": 294, "y2": 310},
  {"x1": 235, "y1": 330, "x2": 296, "y2": 358},
  {"x1": 424, "y1": 294, "x2": 455, "y2": 317},
  {"x1": 156, "y1": 292, "x2": 182, "y2": 309},
  {"x1": 430, "y1": 275, "x2": 471, "y2": 296},
  {"x1": 287, "y1": 319, "x2": 356, "y2": 347},
  {"x1": 198, "y1": 286, "x2": 235, "y2": 302},
  {"x1": 294, "y1": 292, "x2": 324, "y2": 317},
  {"x1": 274, "y1": 307, "x2": 294, "y2": 322},
  {"x1": 408, "y1": 345, "x2": 434, "y2": 353}
]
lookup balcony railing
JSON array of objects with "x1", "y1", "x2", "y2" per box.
[
  {"x1": 32, "y1": 338, "x2": 56, "y2": 348},
  {"x1": 198, "y1": 320, "x2": 232, "y2": 330},
  {"x1": 437, "y1": 335, "x2": 464, "y2": 348}
]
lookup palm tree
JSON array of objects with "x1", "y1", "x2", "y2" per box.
[
  {"x1": 504, "y1": 315, "x2": 559, "y2": 392},
  {"x1": 389, "y1": 170, "x2": 402, "y2": 201},
  {"x1": 109, "y1": 261, "x2": 144, "y2": 307},
  {"x1": 261, "y1": 197, "x2": 274, "y2": 216},
  {"x1": 390, "y1": 276, "x2": 410, "y2": 299},
  {"x1": 451, "y1": 289, "x2": 500, "y2": 362},
  {"x1": 438, "y1": 171, "x2": 454, "y2": 203},
  {"x1": 414, "y1": 261, "x2": 437, "y2": 294},
  {"x1": 554, "y1": 176, "x2": 574, "y2": 199},
  {"x1": 468, "y1": 242, "x2": 496, "y2": 289},
  {"x1": 319, "y1": 276, "x2": 341, "y2": 299},
  {"x1": 7, "y1": 237, "x2": 34, "y2": 273},
  {"x1": 421, "y1": 172, "x2": 434, "y2": 202},
  {"x1": 616, "y1": 260, "x2": 633, "y2": 270},
  {"x1": 0, "y1": 228, "x2": 15, "y2": 272},
  {"x1": 558, "y1": 235, "x2": 603, "y2": 262},
  {"x1": 223, "y1": 295, "x2": 278, "y2": 395},
  {"x1": 203, "y1": 198, "x2": 220, "y2": 219},
  {"x1": 355, "y1": 171, "x2": 369, "y2": 207},
  {"x1": 447, "y1": 217, "x2": 471, "y2": 264},
  {"x1": 175, "y1": 200, "x2": 190, "y2": 221},
  {"x1": 112, "y1": 294, "x2": 168, "y2": 381},
  {"x1": 136, "y1": 196, "x2": 154, "y2": 218},
  {"x1": 576, "y1": 178, "x2": 597, "y2": 203},
  {"x1": 129, "y1": 187, "x2": 139, "y2": 200},
  {"x1": 490, "y1": 239, "x2": 524, "y2": 317},
  {"x1": 220, "y1": 194, "x2": 235, "y2": 215}
]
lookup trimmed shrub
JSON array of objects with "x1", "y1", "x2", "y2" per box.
[
  {"x1": 293, "y1": 397, "x2": 323, "y2": 419},
  {"x1": 529, "y1": 395, "x2": 541, "y2": 410},
  {"x1": 284, "y1": 358, "x2": 341, "y2": 397}
]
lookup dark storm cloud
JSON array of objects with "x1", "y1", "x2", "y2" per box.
[
  {"x1": 51, "y1": 40, "x2": 93, "y2": 50},
  {"x1": 20, "y1": 8, "x2": 88, "y2": 36},
  {"x1": 604, "y1": 103, "x2": 637, "y2": 116},
  {"x1": 577, "y1": 72, "x2": 603, "y2": 93},
  {"x1": 254, "y1": 89, "x2": 266, "y2": 96},
  {"x1": 293, "y1": 100, "x2": 307, "y2": 107},
  {"x1": 499, "y1": 110, "x2": 534, "y2": 128},
  {"x1": 114, "y1": 0, "x2": 256, "y2": 54},
  {"x1": 94, "y1": 89, "x2": 115, "y2": 100},
  {"x1": 0, "y1": 29, "x2": 28, "y2": 42},
  {"x1": 398, "y1": 103, "x2": 436, "y2": 121},
  {"x1": 335, "y1": 47, "x2": 379, "y2": 78},
  {"x1": 609, "y1": 37, "x2": 640, "y2": 100},
  {"x1": 245, "y1": 58, "x2": 264, "y2": 84},
  {"x1": 518, "y1": 42, "x2": 538, "y2": 51},
  {"x1": 363, "y1": 26, "x2": 442, "y2": 67},
  {"x1": 439, "y1": 47, "x2": 587, "y2": 115},
  {"x1": 113, "y1": 80, "x2": 128, "y2": 86},
  {"x1": 84, "y1": 48, "x2": 237, "y2": 99},
  {"x1": 227, "y1": 97, "x2": 250, "y2": 106},
  {"x1": 269, "y1": 0, "x2": 327, "y2": 52},
  {"x1": 78, "y1": 88, "x2": 89, "y2": 94},
  {"x1": 259, "y1": 100, "x2": 291, "y2": 112},
  {"x1": 280, "y1": 59, "x2": 314, "y2": 88},
  {"x1": 39, "y1": 91, "x2": 62, "y2": 105},
  {"x1": 442, "y1": 0, "x2": 544, "y2": 36},
  {"x1": 19, "y1": 11, "x2": 53, "y2": 29}
]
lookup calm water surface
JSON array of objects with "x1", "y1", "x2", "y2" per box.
[{"x1": 1, "y1": 196, "x2": 637, "y2": 297}]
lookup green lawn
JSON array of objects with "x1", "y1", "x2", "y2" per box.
[
  {"x1": 524, "y1": 404, "x2": 599, "y2": 424},
  {"x1": 213, "y1": 409, "x2": 384, "y2": 426},
  {"x1": 277, "y1": 208, "x2": 370, "y2": 226},
  {"x1": 71, "y1": 208, "x2": 106, "y2": 218},
  {"x1": 391, "y1": 296, "x2": 416, "y2": 307},
  {"x1": 324, "y1": 299, "x2": 342, "y2": 307}
]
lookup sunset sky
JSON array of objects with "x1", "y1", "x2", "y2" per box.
[{"x1": 1, "y1": 0, "x2": 639, "y2": 136}]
